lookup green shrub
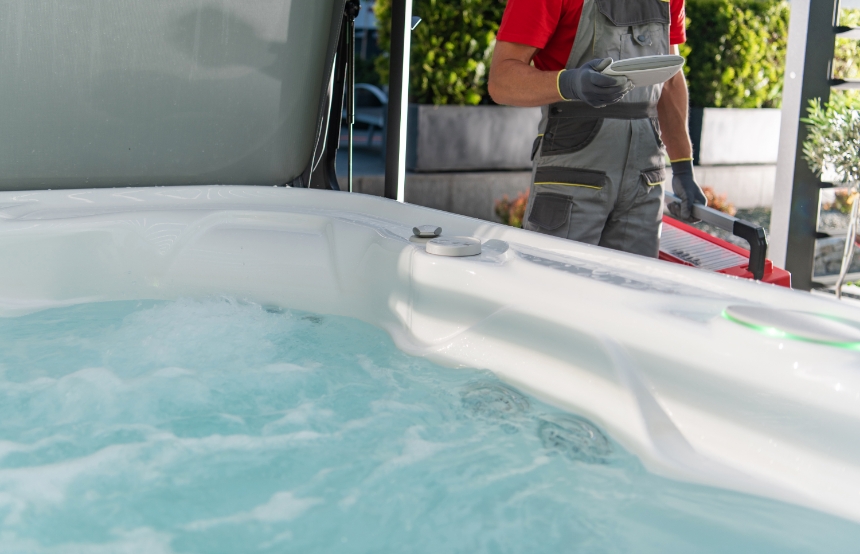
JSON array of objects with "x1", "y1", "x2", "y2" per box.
[
  {"x1": 802, "y1": 94, "x2": 860, "y2": 185},
  {"x1": 835, "y1": 10, "x2": 860, "y2": 81},
  {"x1": 683, "y1": 0, "x2": 789, "y2": 108},
  {"x1": 374, "y1": 0, "x2": 506, "y2": 105}
]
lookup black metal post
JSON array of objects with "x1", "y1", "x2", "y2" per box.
[
  {"x1": 345, "y1": 0, "x2": 360, "y2": 193},
  {"x1": 311, "y1": 4, "x2": 352, "y2": 191},
  {"x1": 772, "y1": 0, "x2": 840, "y2": 290},
  {"x1": 384, "y1": 0, "x2": 412, "y2": 201}
]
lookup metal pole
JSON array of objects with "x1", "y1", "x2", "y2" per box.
[
  {"x1": 771, "y1": 0, "x2": 839, "y2": 290},
  {"x1": 384, "y1": 0, "x2": 413, "y2": 202},
  {"x1": 345, "y1": 1, "x2": 360, "y2": 193},
  {"x1": 347, "y1": 8, "x2": 355, "y2": 192}
]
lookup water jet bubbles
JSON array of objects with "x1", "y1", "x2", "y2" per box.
[
  {"x1": 461, "y1": 381, "x2": 530, "y2": 426},
  {"x1": 538, "y1": 415, "x2": 612, "y2": 464}
]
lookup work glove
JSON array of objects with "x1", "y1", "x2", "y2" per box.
[
  {"x1": 669, "y1": 159, "x2": 708, "y2": 222},
  {"x1": 558, "y1": 58, "x2": 633, "y2": 108}
]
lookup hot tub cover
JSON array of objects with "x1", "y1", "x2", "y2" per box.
[{"x1": 0, "y1": 0, "x2": 344, "y2": 190}]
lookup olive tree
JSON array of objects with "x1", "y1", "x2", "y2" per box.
[{"x1": 803, "y1": 94, "x2": 860, "y2": 297}]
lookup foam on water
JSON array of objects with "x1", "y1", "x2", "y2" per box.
[{"x1": 0, "y1": 298, "x2": 857, "y2": 553}]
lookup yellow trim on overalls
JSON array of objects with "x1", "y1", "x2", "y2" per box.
[
  {"x1": 646, "y1": 180, "x2": 665, "y2": 186},
  {"x1": 534, "y1": 182, "x2": 602, "y2": 189}
]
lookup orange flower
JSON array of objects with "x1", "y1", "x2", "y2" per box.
[
  {"x1": 702, "y1": 186, "x2": 737, "y2": 217},
  {"x1": 495, "y1": 191, "x2": 529, "y2": 228}
]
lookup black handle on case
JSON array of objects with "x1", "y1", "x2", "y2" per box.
[
  {"x1": 732, "y1": 220, "x2": 768, "y2": 281},
  {"x1": 664, "y1": 192, "x2": 769, "y2": 281}
]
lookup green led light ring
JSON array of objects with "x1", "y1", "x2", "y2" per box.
[{"x1": 722, "y1": 310, "x2": 860, "y2": 350}]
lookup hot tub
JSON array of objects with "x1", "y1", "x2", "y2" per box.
[
  {"x1": 1, "y1": 184, "x2": 859, "y2": 528},
  {"x1": 1, "y1": 0, "x2": 860, "y2": 547}
]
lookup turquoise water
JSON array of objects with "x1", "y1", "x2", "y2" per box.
[{"x1": 0, "y1": 299, "x2": 857, "y2": 553}]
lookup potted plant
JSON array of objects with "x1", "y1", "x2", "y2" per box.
[
  {"x1": 374, "y1": 0, "x2": 541, "y2": 172},
  {"x1": 803, "y1": 94, "x2": 860, "y2": 298}
]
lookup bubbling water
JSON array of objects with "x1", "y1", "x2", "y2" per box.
[{"x1": 0, "y1": 298, "x2": 856, "y2": 553}]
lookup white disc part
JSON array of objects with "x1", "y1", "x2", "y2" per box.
[
  {"x1": 425, "y1": 236, "x2": 482, "y2": 257},
  {"x1": 724, "y1": 305, "x2": 860, "y2": 345}
]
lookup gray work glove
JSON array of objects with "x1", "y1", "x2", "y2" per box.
[
  {"x1": 558, "y1": 58, "x2": 633, "y2": 108},
  {"x1": 669, "y1": 159, "x2": 708, "y2": 222}
]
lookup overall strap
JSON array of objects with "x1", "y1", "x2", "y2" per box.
[{"x1": 565, "y1": 0, "x2": 600, "y2": 71}]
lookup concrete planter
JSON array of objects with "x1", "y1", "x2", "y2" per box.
[
  {"x1": 404, "y1": 106, "x2": 780, "y2": 171},
  {"x1": 690, "y1": 107, "x2": 782, "y2": 165},
  {"x1": 406, "y1": 104, "x2": 542, "y2": 172}
]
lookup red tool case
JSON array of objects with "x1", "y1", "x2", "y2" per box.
[{"x1": 661, "y1": 194, "x2": 791, "y2": 288}]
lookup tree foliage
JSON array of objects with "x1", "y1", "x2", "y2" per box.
[
  {"x1": 834, "y1": 10, "x2": 860, "y2": 81},
  {"x1": 802, "y1": 95, "x2": 860, "y2": 185},
  {"x1": 683, "y1": 0, "x2": 789, "y2": 108},
  {"x1": 371, "y1": 0, "x2": 856, "y2": 109},
  {"x1": 374, "y1": 0, "x2": 506, "y2": 105}
]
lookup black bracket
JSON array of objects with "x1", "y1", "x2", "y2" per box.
[
  {"x1": 313, "y1": 0, "x2": 361, "y2": 191},
  {"x1": 345, "y1": 0, "x2": 360, "y2": 19}
]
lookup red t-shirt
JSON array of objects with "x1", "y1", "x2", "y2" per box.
[{"x1": 497, "y1": 0, "x2": 687, "y2": 72}]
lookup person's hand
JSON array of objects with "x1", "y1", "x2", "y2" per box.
[
  {"x1": 557, "y1": 58, "x2": 633, "y2": 108},
  {"x1": 669, "y1": 159, "x2": 707, "y2": 222}
]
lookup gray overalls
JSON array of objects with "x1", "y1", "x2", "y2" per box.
[{"x1": 523, "y1": 0, "x2": 670, "y2": 258}]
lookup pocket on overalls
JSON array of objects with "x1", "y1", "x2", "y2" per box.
[
  {"x1": 541, "y1": 118, "x2": 603, "y2": 156},
  {"x1": 596, "y1": 0, "x2": 670, "y2": 59},
  {"x1": 640, "y1": 167, "x2": 666, "y2": 188},
  {"x1": 535, "y1": 166, "x2": 609, "y2": 189},
  {"x1": 528, "y1": 193, "x2": 572, "y2": 231},
  {"x1": 595, "y1": 0, "x2": 669, "y2": 27},
  {"x1": 639, "y1": 167, "x2": 666, "y2": 205},
  {"x1": 529, "y1": 167, "x2": 610, "y2": 235},
  {"x1": 636, "y1": 167, "x2": 666, "y2": 217},
  {"x1": 622, "y1": 27, "x2": 663, "y2": 59}
]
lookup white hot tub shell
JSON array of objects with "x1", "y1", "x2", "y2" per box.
[{"x1": 0, "y1": 186, "x2": 859, "y2": 523}]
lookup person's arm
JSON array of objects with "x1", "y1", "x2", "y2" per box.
[
  {"x1": 489, "y1": 41, "x2": 631, "y2": 108},
  {"x1": 656, "y1": 46, "x2": 693, "y2": 161},
  {"x1": 487, "y1": 41, "x2": 565, "y2": 107},
  {"x1": 659, "y1": 46, "x2": 707, "y2": 220}
]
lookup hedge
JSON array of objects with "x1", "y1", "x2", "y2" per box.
[
  {"x1": 371, "y1": 0, "x2": 814, "y2": 109},
  {"x1": 374, "y1": 0, "x2": 505, "y2": 105},
  {"x1": 835, "y1": 9, "x2": 860, "y2": 81},
  {"x1": 683, "y1": 0, "x2": 789, "y2": 109}
]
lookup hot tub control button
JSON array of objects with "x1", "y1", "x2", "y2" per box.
[{"x1": 426, "y1": 236, "x2": 482, "y2": 257}]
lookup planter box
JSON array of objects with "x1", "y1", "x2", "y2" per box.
[
  {"x1": 690, "y1": 108, "x2": 781, "y2": 165},
  {"x1": 406, "y1": 104, "x2": 542, "y2": 172},
  {"x1": 404, "y1": 105, "x2": 780, "y2": 171}
]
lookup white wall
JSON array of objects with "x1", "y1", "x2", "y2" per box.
[{"x1": 698, "y1": 109, "x2": 782, "y2": 166}]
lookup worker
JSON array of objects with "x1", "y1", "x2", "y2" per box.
[{"x1": 488, "y1": 0, "x2": 706, "y2": 257}]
